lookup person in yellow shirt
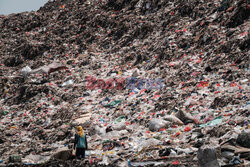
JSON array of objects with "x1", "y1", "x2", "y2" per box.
[{"x1": 73, "y1": 126, "x2": 88, "y2": 159}]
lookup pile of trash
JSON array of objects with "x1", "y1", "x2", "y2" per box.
[{"x1": 0, "y1": 0, "x2": 249, "y2": 166}]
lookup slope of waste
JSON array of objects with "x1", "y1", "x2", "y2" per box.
[{"x1": 0, "y1": 0, "x2": 249, "y2": 166}]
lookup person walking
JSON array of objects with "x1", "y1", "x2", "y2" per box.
[{"x1": 74, "y1": 126, "x2": 88, "y2": 159}]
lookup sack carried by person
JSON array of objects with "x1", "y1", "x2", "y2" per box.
[{"x1": 72, "y1": 149, "x2": 76, "y2": 156}]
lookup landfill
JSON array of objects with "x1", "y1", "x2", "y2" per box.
[{"x1": 0, "y1": 0, "x2": 249, "y2": 166}]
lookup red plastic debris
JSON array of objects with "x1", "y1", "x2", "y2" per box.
[
  {"x1": 172, "y1": 160, "x2": 180, "y2": 165},
  {"x1": 129, "y1": 92, "x2": 135, "y2": 96},
  {"x1": 159, "y1": 128, "x2": 166, "y2": 132},
  {"x1": 197, "y1": 58, "x2": 203, "y2": 63},
  {"x1": 139, "y1": 112, "x2": 145, "y2": 115},
  {"x1": 140, "y1": 89, "x2": 147, "y2": 94},
  {"x1": 224, "y1": 113, "x2": 232, "y2": 116},
  {"x1": 184, "y1": 126, "x2": 191, "y2": 132},
  {"x1": 172, "y1": 124, "x2": 177, "y2": 128},
  {"x1": 125, "y1": 122, "x2": 130, "y2": 126},
  {"x1": 153, "y1": 94, "x2": 160, "y2": 99},
  {"x1": 231, "y1": 82, "x2": 237, "y2": 87},
  {"x1": 197, "y1": 81, "x2": 208, "y2": 88},
  {"x1": 174, "y1": 131, "x2": 181, "y2": 137}
]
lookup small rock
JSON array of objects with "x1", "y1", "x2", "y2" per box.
[
  {"x1": 52, "y1": 148, "x2": 73, "y2": 161},
  {"x1": 236, "y1": 130, "x2": 250, "y2": 148},
  {"x1": 197, "y1": 145, "x2": 220, "y2": 167}
]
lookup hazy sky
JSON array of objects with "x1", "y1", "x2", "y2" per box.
[{"x1": 0, "y1": 0, "x2": 48, "y2": 15}]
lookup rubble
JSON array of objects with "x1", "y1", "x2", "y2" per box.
[
  {"x1": 0, "y1": 0, "x2": 249, "y2": 166},
  {"x1": 51, "y1": 148, "x2": 73, "y2": 161}
]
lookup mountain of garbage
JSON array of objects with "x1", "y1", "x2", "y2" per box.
[{"x1": 0, "y1": 0, "x2": 249, "y2": 166}]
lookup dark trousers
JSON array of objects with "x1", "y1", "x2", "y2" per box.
[{"x1": 76, "y1": 148, "x2": 86, "y2": 159}]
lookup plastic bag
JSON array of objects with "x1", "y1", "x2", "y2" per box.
[{"x1": 200, "y1": 116, "x2": 223, "y2": 127}]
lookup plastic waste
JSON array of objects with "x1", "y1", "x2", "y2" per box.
[
  {"x1": 229, "y1": 156, "x2": 243, "y2": 165},
  {"x1": 148, "y1": 118, "x2": 170, "y2": 132},
  {"x1": 164, "y1": 115, "x2": 184, "y2": 125},
  {"x1": 103, "y1": 100, "x2": 122, "y2": 107},
  {"x1": 61, "y1": 79, "x2": 74, "y2": 87},
  {"x1": 20, "y1": 66, "x2": 32, "y2": 77},
  {"x1": 175, "y1": 110, "x2": 196, "y2": 124},
  {"x1": 100, "y1": 156, "x2": 109, "y2": 165},
  {"x1": 200, "y1": 116, "x2": 223, "y2": 127},
  {"x1": 130, "y1": 161, "x2": 165, "y2": 167},
  {"x1": 0, "y1": 0, "x2": 249, "y2": 166},
  {"x1": 29, "y1": 62, "x2": 68, "y2": 75},
  {"x1": 23, "y1": 155, "x2": 50, "y2": 164},
  {"x1": 9, "y1": 155, "x2": 21, "y2": 163},
  {"x1": 115, "y1": 115, "x2": 126, "y2": 123},
  {"x1": 221, "y1": 151, "x2": 234, "y2": 160}
]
